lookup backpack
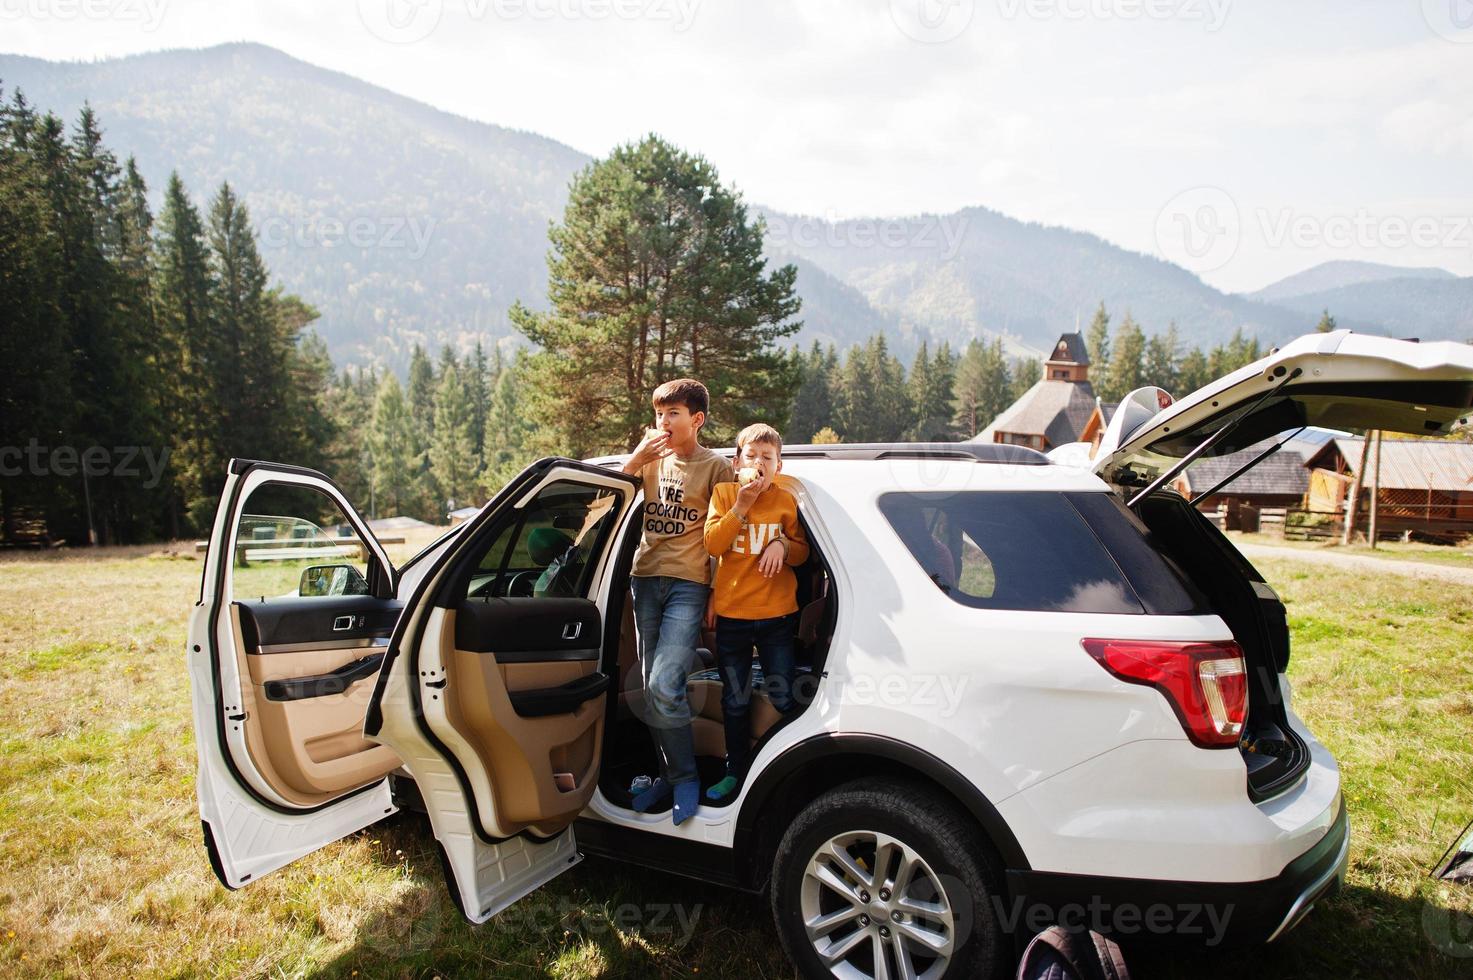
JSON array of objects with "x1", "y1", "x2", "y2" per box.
[{"x1": 1015, "y1": 926, "x2": 1132, "y2": 980}]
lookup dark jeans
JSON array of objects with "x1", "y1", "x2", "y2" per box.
[
  {"x1": 631, "y1": 575, "x2": 707, "y2": 786},
  {"x1": 715, "y1": 612, "x2": 799, "y2": 780}
]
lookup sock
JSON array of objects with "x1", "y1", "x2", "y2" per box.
[
  {"x1": 672, "y1": 780, "x2": 700, "y2": 825},
  {"x1": 705, "y1": 776, "x2": 739, "y2": 802},
  {"x1": 631, "y1": 777, "x2": 671, "y2": 813}
]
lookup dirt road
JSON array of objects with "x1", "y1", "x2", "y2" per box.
[{"x1": 1234, "y1": 541, "x2": 1473, "y2": 586}]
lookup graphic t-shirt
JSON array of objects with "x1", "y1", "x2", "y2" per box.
[
  {"x1": 704, "y1": 477, "x2": 810, "y2": 619},
  {"x1": 630, "y1": 445, "x2": 730, "y2": 585}
]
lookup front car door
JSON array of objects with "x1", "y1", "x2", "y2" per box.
[
  {"x1": 188, "y1": 459, "x2": 403, "y2": 888},
  {"x1": 365, "y1": 458, "x2": 640, "y2": 922}
]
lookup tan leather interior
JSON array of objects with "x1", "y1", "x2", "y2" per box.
[
  {"x1": 229, "y1": 605, "x2": 398, "y2": 807},
  {"x1": 443, "y1": 618, "x2": 605, "y2": 838}
]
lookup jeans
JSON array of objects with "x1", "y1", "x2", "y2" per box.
[
  {"x1": 631, "y1": 575, "x2": 708, "y2": 786},
  {"x1": 715, "y1": 612, "x2": 799, "y2": 780}
]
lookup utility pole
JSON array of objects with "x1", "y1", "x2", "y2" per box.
[
  {"x1": 1367, "y1": 430, "x2": 1382, "y2": 549},
  {"x1": 1342, "y1": 434, "x2": 1373, "y2": 545}
]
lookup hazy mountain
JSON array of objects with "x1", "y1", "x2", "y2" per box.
[
  {"x1": 763, "y1": 205, "x2": 1313, "y2": 355},
  {"x1": 4, "y1": 43, "x2": 1462, "y2": 371},
  {"x1": 1260, "y1": 276, "x2": 1473, "y2": 341},
  {"x1": 1250, "y1": 260, "x2": 1457, "y2": 303}
]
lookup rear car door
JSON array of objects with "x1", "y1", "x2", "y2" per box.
[
  {"x1": 188, "y1": 459, "x2": 403, "y2": 888},
  {"x1": 365, "y1": 458, "x2": 639, "y2": 922}
]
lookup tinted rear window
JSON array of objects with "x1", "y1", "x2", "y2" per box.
[{"x1": 879, "y1": 491, "x2": 1201, "y2": 615}]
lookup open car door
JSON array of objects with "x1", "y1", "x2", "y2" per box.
[
  {"x1": 364, "y1": 458, "x2": 639, "y2": 923},
  {"x1": 188, "y1": 459, "x2": 403, "y2": 889},
  {"x1": 1093, "y1": 331, "x2": 1473, "y2": 497}
]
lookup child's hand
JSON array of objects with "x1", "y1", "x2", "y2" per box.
[
  {"x1": 758, "y1": 538, "x2": 785, "y2": 577},
  {"x1": 630, "y1": 430, "x2": 671, "y2": 468},
  {"x1": 733, "y1": 470, "x2": 768, "y2": 515},
  {"x1": 703, "y1": 595, "x2": 717, "y2": 631}
]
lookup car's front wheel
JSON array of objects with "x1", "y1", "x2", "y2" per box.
[{"x1": 770, "y1": 779, "x2": 1009, "y2": 979}]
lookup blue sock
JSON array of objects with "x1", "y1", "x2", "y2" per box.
[
  {"x1": 631, "y1": 777, "x2": 671, "y2": 813},
  {"x1": 672, "y1": 780, "x2": 700, "y2": 825}
]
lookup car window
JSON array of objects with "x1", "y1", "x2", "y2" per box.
[
  {"x1": 462, "y1": 481, "x2": 623, "y2": 600},
  {"x1": 229, "y1": 482, "x2": 375, "y2": 601},
  {"x1": 878, "y1": 491, "x2": 1144, "y2": 614}
]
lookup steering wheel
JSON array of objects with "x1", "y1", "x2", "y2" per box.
[{"x1": 506, "y1": 569, "x2": 539, "y2": 597}]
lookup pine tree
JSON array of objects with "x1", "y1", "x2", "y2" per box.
[
  {"x1": 154, "y1": 173, "x2": 217, "y2": 529},
  {"x1": 511, "y1": 134, "x2": 801, "y2": 456},
  {"x1": 1104, "y1": 312, "x2": 1146, "y2": 401},
  {"x1": 952, "y1": 339, "x2": 1011, "y2": 437},
  {"x1": 908, "y1": 340, "x2": 957, "y2": 441},
  {"x1": 370, "y1": 374, "x2": 422, "y2": 519},
  {"x1": 1085, "y1": 303, "x2": 1111, "y2": 401},
  {"x1": 1176, "y1": 346, "x2": 1210, "y2": 394},
  {"x1": 482, "y1": 352, "x2": 540, "y2": 492},
  {"x1": 1315, "y1": 309, "x2": 1336, "y2": 333},
  {"x1": 469, "y1": 340, "x2": 492, "y2": 464},
  {"x1": 407, "y1": 343, "x2": 436, "y2": 439},
  {"x1": 1143, "y1": 322, "x2": 1180, "y2": 393},
  {"x1": 1009, "y1": 356, "x2": 1041, "y2": 403},
  {"x1": 787, "y1": 342, "x2": 837, "y2": 444},
  {"x1": 429, "y1": 363, "x2": 480, "y2": 510}
]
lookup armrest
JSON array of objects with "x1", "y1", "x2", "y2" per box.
[
  {"x1": 507, "y1": 672, "x2": 611, "y2": 718},
  {"x1": 263, "y1": 652, "x2": 385, "y2": 701}
]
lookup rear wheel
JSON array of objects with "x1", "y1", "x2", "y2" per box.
[{"x1": 770, "y1": 780, "x2": 1009, "y2": 979}]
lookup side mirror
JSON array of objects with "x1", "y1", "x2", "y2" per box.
[{"x1": 299, "y1": 564, "x2": 370, "y2": 597}]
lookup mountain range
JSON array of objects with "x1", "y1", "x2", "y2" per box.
[{"x1": 2, "y1": 43, "x2": 1469, "y2": 371}]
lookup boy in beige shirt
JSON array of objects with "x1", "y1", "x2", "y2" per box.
[{"x1": 622, "y1": 379, "x2": 730, "y2": 824}]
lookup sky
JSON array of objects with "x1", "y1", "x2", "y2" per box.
[{"x1": 4, "y1": 0, "x2": 1472, "y2": 293}]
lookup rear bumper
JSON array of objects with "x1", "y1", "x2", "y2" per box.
[{"x1": 1003, "y1": 795, "x2": 1349, "y2": 948}]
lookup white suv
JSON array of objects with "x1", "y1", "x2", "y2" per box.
[{"x1": 188, "y1": 331, "x2": 1473, "y2": 978}]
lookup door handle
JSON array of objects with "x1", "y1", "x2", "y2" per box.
[
  {"x1": 561, "y1": 621, "x2": 582, "y2": 640},
  {"x1": 333, "y1": 615, "x2": 355, "y2": 631}
]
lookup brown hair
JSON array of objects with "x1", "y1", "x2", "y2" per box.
[
  {"x1": 736, "y1": 422, "x2": 782, "y2": 454},
  {"x1": 651, "y1": 378, "x2": 709, "y2": 422}
]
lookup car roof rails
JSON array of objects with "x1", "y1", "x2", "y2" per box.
[{"x1": 759, "y1": 442, "x2": 1050, "y2": 465}]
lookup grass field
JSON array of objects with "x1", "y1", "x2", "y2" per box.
[{"x1": 1, "y1": 541, "x2": 1471, "y2": 978}]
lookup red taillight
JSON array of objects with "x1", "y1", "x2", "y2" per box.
[{"x1": 1082, "y1": 638, "x2": 1248, "y2": 748}]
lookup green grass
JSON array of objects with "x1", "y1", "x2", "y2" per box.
[{"x1": 1, "y1": 546, "x2": 1471, "y2": 977}]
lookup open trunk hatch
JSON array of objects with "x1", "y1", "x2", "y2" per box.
[{"x1": 1094, "y1": 331, "x2": 1473, "y2": 493}]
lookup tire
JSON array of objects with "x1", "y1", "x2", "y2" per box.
[{"x1": 770, "y1": 779, "x2": 1009, "y2": 980}]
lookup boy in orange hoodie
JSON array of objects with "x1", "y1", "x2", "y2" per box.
[{"x1": 702, "y1": 423, "x2": 809, "y2": 802}]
